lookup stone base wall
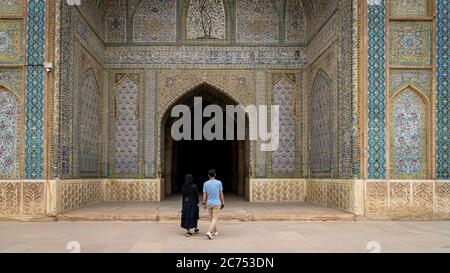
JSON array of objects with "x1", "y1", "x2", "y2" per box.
[
  {"x1": 306, "y1": 179, "x2": 364, "y2": 215},
  {"x1": 54, "y1": 179, "x2": 161, "y2": 214},
  {"x1": 249, "y1": 179, "x2": 306, "y2": 202},
  {"x1": 105, "y1": 179, "x2": 160, "y2": 202},
  {"x1": 0, "y1": 181, "x2": 46, "y2": 218},
  {"x1": 2, "y1": 179, "x2": 450, "y2": 220},
  {"x1": 365, "y1": 180, "x2": 450, "y2": 219},
  {"x1": 56, "y1": 180, "x2": 104, "y2": 214}
]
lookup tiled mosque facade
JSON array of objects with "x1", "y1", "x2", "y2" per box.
[{"x1": 0, "y1": 0, "x2": 449, "y2": 220}]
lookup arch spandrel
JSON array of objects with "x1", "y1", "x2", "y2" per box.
[{"x1": 156, "y1": 70, "x2": 254, "y2": 118}]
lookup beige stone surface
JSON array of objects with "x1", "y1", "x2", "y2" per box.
[
  {"x1": 1, "y1": 221, "x2": 450, "y2": 253},
  {"x1": 57, "y1": 194, "x2": 355, "y2": 222}
]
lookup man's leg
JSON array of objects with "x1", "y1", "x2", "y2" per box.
[
  {"x1": 208, "y1": 206, "x2": 219, "y2": 233},
  {"x1": 208, "y1": 206, "x2": 214, "y2": 232},
  {"x1": 213, "y1": 206, "x2": 220, "y2": 233}
]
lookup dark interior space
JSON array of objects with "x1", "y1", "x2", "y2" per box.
[
  {"x1": 172, "y1": 138, "x2": 237, "y2": 193},
  {"x1": 163, "y1": 84, "x2": 247, "y2": 196}
]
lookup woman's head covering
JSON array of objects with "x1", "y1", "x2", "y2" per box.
[{"x1": 182, "y1": 174, "x2": 194, "y2": 196}]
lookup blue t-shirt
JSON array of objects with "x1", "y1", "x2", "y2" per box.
[{"x1": 203, "y1": 179, "x2": 223, "y2": 207}]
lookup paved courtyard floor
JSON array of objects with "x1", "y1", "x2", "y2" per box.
[{"x1": 1, "y1": 221, "x2": 450, "y2": 253}]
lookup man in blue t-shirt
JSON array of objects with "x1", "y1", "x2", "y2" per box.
[{"x1": 202, "y1": 169, "x2": 225, "y2": 240}]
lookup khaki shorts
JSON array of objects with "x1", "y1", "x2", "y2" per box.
[{"x1": 208, "y1": 206, "x2": 221, "y2": 220}]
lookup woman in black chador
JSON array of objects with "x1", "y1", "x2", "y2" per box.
[{"x1": 180, "y1": 174, "x2": 200, "y2": 237}]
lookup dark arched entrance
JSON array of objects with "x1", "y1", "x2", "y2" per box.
[{"x1": 162, "y1": 84, "x2": 249, "y2": 199}]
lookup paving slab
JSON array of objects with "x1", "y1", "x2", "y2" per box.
[{"x1": 1, "y1": 221, "x2": 450, "y2": 253}]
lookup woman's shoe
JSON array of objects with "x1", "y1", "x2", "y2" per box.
[
  {"x1": 186, "y1": 231, "x2": 193, "y2": 237},
  {"x1": 194, "y1": 228, "x2": 199, "y2": 234}
]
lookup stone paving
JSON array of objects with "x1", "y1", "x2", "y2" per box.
[
  {"x1": 1, "y1": 221, "x2": 450, "y2": 253},
  {"x1": 56, "y1": 194, "x2": 355, "y2": 222}
]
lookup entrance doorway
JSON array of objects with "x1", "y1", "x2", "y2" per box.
[{"x1": 162, "y1": 84, "x2": 248, "y2": 198}]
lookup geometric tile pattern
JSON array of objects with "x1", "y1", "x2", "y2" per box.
[
  {"x1": 285, "y1": 0, "x2": 306, "y2": 43},
  {"x1": 390, "y1": 21, "x2": 432, "y2": 66},
  {"x1": 390, "y1": 0, "x2": 428, "y2": 17},
  {"x1": 133, "y1": 0, "x2": 177, "y2": 43},
  {"x1": 115, "y1": 76, "x2": 139, "y2": 176},
  {"x1": 367, "y1": 0, "x2": 386, "y2": 179},
  {"x1": 25, "y1": 0, "x2": 46, "y2": 179},
  {"x1": 79, "y1": 70, "x2": 100, "y2": 174},
  {"x1": 338, "y1": 0, "x2": 355, "y2": 179},
  {"x1": 437, "y1": 0, "x2": 450, "y2": 179},
  {"x1": 352, "y1": 0, "x2": 361, "y2": 178},
  {"x1": 0, "y1": 68, "x2": 22, "y2": 94},
  {"x1": 236, "y1": 0, "x2": 278, "y2": 43},
  {"x1": 0, "y1": 20, "x2": 23, "y2": 64},
  {"x1": 255, "y1": 70, "x2": 266, "y2": 177},
  {"x1": 0, "y1": 0, "x2": 23, "y2": 16},
  {"x1": 311, "y1": 70, "x2": 332, "y2": 178},
  {"x1": 272, "y1": 77, "x2": 296, "y2": 174},
  {"x1": 145, "y1": 70, "x2": 156, "y2": 178},
  {"x1": 59, "y1": 0, "x2": 72, "y2": 178},
  {"x1": 104, "y1": 0, "x2": 126, "y2": 43},
  {"x1": 390, "y1": 69, "x2": 432, "y2": 97}
]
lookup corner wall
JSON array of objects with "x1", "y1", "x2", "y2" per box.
[{"x1": 53, "y1": 179, "x2": 161, "y2": 214}]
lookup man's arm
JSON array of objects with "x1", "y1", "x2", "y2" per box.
[
  {"x1": 220, "y1": 191, "x2": 225, "y2": 209},
  {"x1": 202, "y1": 191, "x2": 207, "y2": 209}
]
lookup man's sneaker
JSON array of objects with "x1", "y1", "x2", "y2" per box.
[
  {"x1": 213, "y1": 231, "x2": 219, "y2": 237},
  {"x1": 206, "y1": 232, "x2": 213, "y2": 240}
]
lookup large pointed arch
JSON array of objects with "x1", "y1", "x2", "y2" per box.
[{"x1": 158, "y1": 82, "x2": 249, "y2": 199}]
